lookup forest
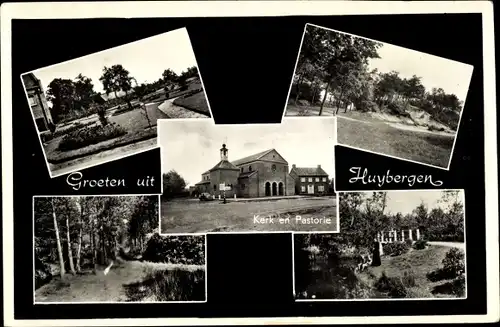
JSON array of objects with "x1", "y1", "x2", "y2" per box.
[
  {"x1": 34, "y1": 195, "x2": 206, "y2": 302},
  {"x1": 294, "y1": 190, "x2": 466, "y2": 300},
  {"x1": 290, "y1": 25, "x2": 463, "y2": 130}
]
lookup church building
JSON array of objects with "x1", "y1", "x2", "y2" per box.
[{"x1": 195, "y1": 144, "x2": 296, "y2": 198}]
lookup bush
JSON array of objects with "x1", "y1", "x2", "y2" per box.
[
  {"x1": 142, "y1": 233, "x2": 205, "y2": 265},
  {"x1": 374, "y1": 272, "x2": 408, "y2": 298},
  {"x1": 413, "y1": 239, "x2": 428, "y2": 250},
  {"x1": 96, "y1": 104, "x2": 108, "y2": 126},
  {"x1": 442, "y1": 248, "x2": 465, "y2": 277},
  {"x1": 124, "y1": 268, "x2": 205, "y2": 302},
  {"x1": 57, "y1": 123, "x2": 127, "y2": 151},
  {"x1": 405, "y1": 238, "x2": 414, "y2": 247},
  {"x1": 383, "y1": 242, "x2": 411, "y2": 257},
  {"x1": 52, "y1": 121, "x2": 95, "y2": 138},
  {"x1": 35, "y1": 257, "x2": 52, "y2": 290}
]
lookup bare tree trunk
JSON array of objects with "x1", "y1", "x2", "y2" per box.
[
  {"x1": 51, "y1": 199, "x2": 66, "y2": 278},
  {"x1": 65, "y1": 215, "x2": 76, "y2": 275},
  {"x1": 319, "y1": 80, "x2": 332, "y2": 116},
  {"x1": 76, "y1": 199, "x2": 84, "y2": 273}
]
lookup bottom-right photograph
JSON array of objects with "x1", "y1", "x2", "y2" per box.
[{"x1": 293, "y1": 189, "x2": 466, "y2": 301}]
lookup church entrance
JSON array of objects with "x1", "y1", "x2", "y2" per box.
[
  {"x1": 265, "y1": 182, "x2": 271, "y2": 196},
  {"x1": 307, "y1": 185, "x2": 314, "y2": 194},
  {"x1": 272, "y1": 182, "x2": 277, "y2": 196},
  {"x1": 278, "y1": 182, "x2": 283, "y2": 196}
]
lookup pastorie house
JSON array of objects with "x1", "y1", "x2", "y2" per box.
[
  {"x1": 289, "y1": 164, "x2": 329, "y2": 195},
  {"x1": 194, "y1": 144, "x2": 329, "y2": 198}
]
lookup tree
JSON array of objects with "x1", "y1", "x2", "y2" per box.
[
  {"x1": 73, "y1": 74, "x2": 96, "y2": 113},
  {"x1": 162, "y1": 68, "x2": 179, "y2": 89},
  {"x1": 99, "y1": 65, "x2": 133, "y2": 109},
  {"x1": 46, "y1": 78, "x2": 76, "y2": 122},
  {"x1": 163, "y1": 170, "x2": 187, "y2": 199},
  {"x1": 50, "y1": 198, "x2": 66, "y2": 278}
]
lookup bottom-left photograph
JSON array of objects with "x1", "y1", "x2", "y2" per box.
[{"x1": 33, "y1": 195, "x2": 207, "y2": 304}]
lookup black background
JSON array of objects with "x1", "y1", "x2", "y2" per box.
[{"x1": 12, "y1": 13, "x2": 486, "y2": 319}]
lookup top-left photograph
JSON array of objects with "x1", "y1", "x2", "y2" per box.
[{"x1": 21, "y1": 27, "x2": 212, "y2": 178}]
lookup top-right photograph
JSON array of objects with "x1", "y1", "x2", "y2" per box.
[{"x1": 284, "y1": 23, "x2": 473, "y2": 170}]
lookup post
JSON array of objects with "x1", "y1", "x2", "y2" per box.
[
  {"x1": 409, "y1": 229, "x2": 413, "y2": 240},
  {"x1": 401, "y1": 230, "x2": 405, "y2": 241},
  {"x1": 223, "y1": 189, "x2": 226, "y2": 204},
  {"x1": 393, "y1": 230, "x2": 397, "y2": 242},
  {"x1": 234, "y1": 194, "x2": 236, "y2": 199},
  {"x1": 416, "y1": 228, "x2": 420, "y2": 240}
]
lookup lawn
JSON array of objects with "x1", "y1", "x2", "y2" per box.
[
  {"x1": 161, "y1": 196, "x2": 337, "y2": 233},
  {"x1": 172, "y1": 91, "x2": 211, "y2": 116},
  {"x1": 285, "y1": 104, "x2": 336, "y2": 116},
  {"x1": 337, "y1": 115, "x2": 455, "y2": 168},
  {"x1": 296, "y1": 245, "x2": 466, "y2": 300},
  {"x1": 35, "y1": 259, "x2": 206, "y2": 303}
]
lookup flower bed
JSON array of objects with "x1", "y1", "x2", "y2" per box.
[{"x1": 57, "y1": 122, "x2": 127, "y2": 151}]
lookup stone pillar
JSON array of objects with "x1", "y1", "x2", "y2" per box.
[
  {"x1": 416, "y1": 229, "x2": 420, "y2": 240},
  {"x1": 409, "y1": 229, "x2": 413, "y2": 240},
  {"x1": 379, "y1": 241, "x2": 384, "y2": 256},
  {"x1": 218, "y1": 195, "x2": 221, "y2": 200},
  {"x1": 234, "y1": 194, "x2": 237, "y2": 199},
  {"x1": 401, "y1": 230, "x2": 405, "y2": 241},
  {"x1": 380, "y1": 231, "x2": 384, "y2": 243},
  {"x1": 393, "y1": 230, "x2": 397, "y2": 242}
]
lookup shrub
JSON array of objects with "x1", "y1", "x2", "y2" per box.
[
  {"x1": 450, "y1": 274, "x2": 466, "y2": 297},
  {"x1": 413, "y1": 239, "x2": 428, "y2": 250},
  {"x1": 405, "y1": 238, "x2": 414, "y2": 247},
  {"x1": 142, "y1": 233, "x2": 205, "y2": 265},
  {"x1": 428, "y1": 125, "x2": 445, "y2": 132},
  {"x1": 35, "y1": 257, "x2": 52, "y2": 290},
  {"x1": 52, "y1": 121, "x2": 95, "y2": 138},
  {"x1": 442, "y1": 248, "x2": 465, "y2": 277},
  {"x1": 383, "y1": 242, "x2": 410, "y2": 257},
  {"x1": 96, "y1": 104, "x2": 108, "y2": 126},
  {"x1": 124, "y1": 268, "x2": 205, "y2": 302},
  {"x1": 374, "y1": 272, "x2": 408, "y2": 298},
  {"x1": 57, "y1": 123, "x2": 127, "y2": 151}
]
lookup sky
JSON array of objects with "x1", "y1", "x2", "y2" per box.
[
  {"x1": 368, "y1": 43, "x2": 474, "y2": 103},
  {"x1": 360, "y1": 190, "x2": 465, "y2": 216},
  {"x1": 159, "y1": 118, "x2": 336, "y2": 187},
  {"x1": 28, "y1": 27, "x2": 198, "y2": 98}
]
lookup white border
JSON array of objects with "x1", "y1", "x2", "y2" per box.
[
  {"x1": 19, "y1": 26, "x2": 214, "y2": 179},
  {"x1": 158, "y1": 117, "x2": 338, "y2": 235},
  {"x1": 32, "y1": 194, "x2": 208, "y2": 304},
  {"x1": 283, "y1": 22, "x2": 472, "y2": 171},
  {"x1": 292, "y1": 189, "x2": 468, "y2": 302},
  {"x1": 2, "y1": 1, "x2": 498, "y2": 326}
]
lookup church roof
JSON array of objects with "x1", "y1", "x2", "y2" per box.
[
  {"x1": 238, "y1": 171, "x2": 258, "y2": 179},
  {"x1": 208, "y1": 160, "x2": 240, "y2": 172},
  {"x1": 231, "y1": 149, "x2": 276, "y2": 166},
  {"x1": 290, "y1": 166, "x2": 328, "y2": 177}
]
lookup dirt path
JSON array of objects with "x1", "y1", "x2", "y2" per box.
[
  {"x1": 427, "y1": 241, "x2": 465, "y2": 249},
  {"x1": 35, "y1": 259, "x2": 203, "y2": 303},
  {"x1": 157, "y1": 98, "x2": 208, "y2": 118}
]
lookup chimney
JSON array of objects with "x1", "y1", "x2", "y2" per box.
[
  {"x1": 292, "y1": 164, "x2": 296, "y2": 168},
  {"x1": 220, "y1": 143, "x2": 228, "y2": 161},
  {"x1": 317, "y1": 164, "x2": 321, "y2": 168}
]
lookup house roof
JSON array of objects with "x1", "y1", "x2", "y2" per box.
[
  {"x1": 291, "y1": 166, "x2": 328, "y2": 177},
  {"x1": 231, "y1": 149, "x2": 276, "y2": 166},
  {"x1": 238, "y1": 171, "x2": 258, "y2": 179},
  {"x1": 195, "y1": 180, "x2": 211, "y2": 185},
  {"x1": 208, "y1": 160, "x2": 240, "y2": 172}
]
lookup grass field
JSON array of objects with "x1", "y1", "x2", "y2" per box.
[
  {"x1": 35, "y1": 259, "x2": 206, "y2": 303},
  {"x1": 285, "y1": 104, "x2": 336, "y2": 116},
  {"x1": 173, "y1": 91, "x2": 211, "y2": 116},
  {"x1": 297, "y1": 244, "x2": 466, "y2": 300},
  {"x1": 337, "y1": 115, "x2": 455, "y2": 168},
  {"x1": 161, "y1": 196, "x2": 337, "y2": 233}
]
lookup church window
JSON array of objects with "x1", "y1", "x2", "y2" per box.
[
  {"x1": 249, "y1": 166, "x2": 252, "y2": 171},
  {"x1": 271, "y1": 164, "x2": 276, "y2": 172}
]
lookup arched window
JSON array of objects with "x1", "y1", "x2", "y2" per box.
[{"x1": 271, "y1": 164, "x2": 276, "y2": 172}]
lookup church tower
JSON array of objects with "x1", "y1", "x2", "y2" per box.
[{"x1": 220, "y1": 143, "x2": 228, "y2": 161}]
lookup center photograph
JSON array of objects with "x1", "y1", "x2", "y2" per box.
[{"x1": 159, "y1": 117, "x2": 337, "y2": 234}]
